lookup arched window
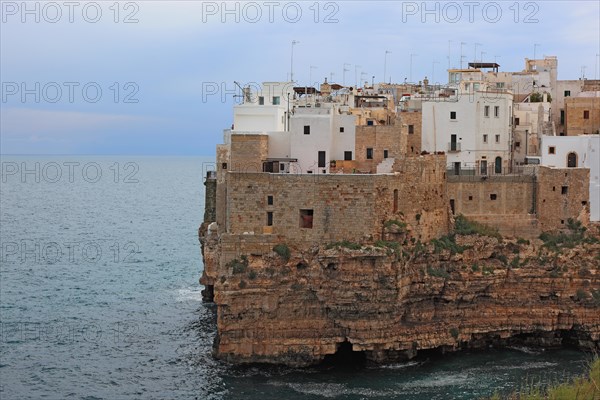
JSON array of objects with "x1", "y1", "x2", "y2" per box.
[
  {"x1": 494, "y1": 157, "x2": 502, "y2": 174},
  {"x1": 567, "y1": 152, "x2": 577, "y2": 168}
]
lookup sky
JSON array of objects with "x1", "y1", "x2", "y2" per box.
[{"x1": 1, "y1": 0, "x2": 599, "y2": 155}]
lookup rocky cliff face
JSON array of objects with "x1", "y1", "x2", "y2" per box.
[{"x1": 200, "y1": 224, "x2": 600, "y2": 367}]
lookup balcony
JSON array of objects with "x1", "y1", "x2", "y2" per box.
[{"x1": 448, "y1": 142, "x2": 461, "y2": 152}]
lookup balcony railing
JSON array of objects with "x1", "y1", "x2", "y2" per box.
[{"x1": 448, "y1": 142, "x2": 461, "y2": 152}]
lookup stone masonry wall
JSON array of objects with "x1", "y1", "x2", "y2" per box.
[
  {"x1": 536, "y1": 166, "x2": 590, "y2": 231},
  {"x1": 400, "y1": 110, "x2": 422, "y2": 155},
  {"x1": 224, "y1": 155, "x2": 449, "y2": 245},
  {"x1": 355, "y1": 123, "x2": 407, "y2": 173}
]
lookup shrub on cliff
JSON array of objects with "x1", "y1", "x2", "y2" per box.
[
  {"x1": 431, "y1": 235, "x2": 466, "y2": 255},
  {"x1": 540, "y1": 218, "x2": 599, "y2": 252},
  {"x1": 326, "y1": 241, "x2": 362, "y2": 251},
  {"x1": 427, "y1": 265, "x2": 450, "y2": 279},
  {"x1": 454, "y1": 215, "x2": 502, "y2": 240},
  {"x1": 228, "y1": 256, "x2": 249, "y2": 274},
  {"x1": 273, "y1": 244, "x2": 291, "y2": 262}
]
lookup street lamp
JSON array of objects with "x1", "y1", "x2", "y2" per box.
[
  {"x1": 384, "y1": 50, "x2": 391, "y2": 84},
  {"x1": 343, "y1": 63, "x2": 351, "y2": 86},
  {"x1": 474, "y1": 43, "x2": 482, "y2": 63},
  {"x1": 410, "y1": 53, "x2": 418, "y2": 82},
  {"x1": 290, "y1": 40, "x2": 299, "y2": 83}
]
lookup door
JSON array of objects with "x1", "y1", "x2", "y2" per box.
[
  {"x1": 494, "y1": 157, "x2": 502, "y2": 174},
  {"x1": 344, "y1": 151, "x2": 352, "y2": 161},
  {"x1": 318, "y1": 151, "x2": 326, "y2": 168},
  {"x1": 450, "y1": 134, "x2": 457, "y2": 151},
  {"x1": 450, "y1": 199, "x2": 455, "y2": 215},
  {"x1": 453, "y1": 162, "x2": 461, "y2": 176},
  {"x1": 567, "y1": 152, "x2": 577, "y2": 167},
  {"x1": 480, "y1": 160, "x2": 488, "y2": 175}
]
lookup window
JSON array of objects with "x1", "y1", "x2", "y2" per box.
[
  {"x1": 367, "y1": 120, "x2": 374, "y2": 126},
  {"x1": 561, "y1": 186, "x2": 568, "y2": 195},
  {"x1": 483, "y1": 134, "x2": 488, "y2": 143},
  {"x1": 515, "y1": 141, "x2": 521, "y2": 148},
  {"x1": 383, "y1": 149, "x2": 389, "y2": 159},
  {"x1": 272, "y1": 96, "x2": 280, "y2": 105},
  {"x1": 222, "y1": 162, "x2": 227, "y2": 169},
  {"x1": 484, "y1": 106, "x2": 490, "y2": 117},
  {"x1": 560, "y1": 109, "x2": 565, "y2": 125},
  {"x1": 450, "y1": 111, "x2": 456, "y2": 120},
  {"x1": 267, "y1": 195, "x2": 273, "y2": 205},
  {"x1": 304, "y1": 125, "x2": 310, "y2": 135},
  {"x1": 495, "y1": 134, "x2": 500, "y2": 143},
  {"x1": 494, "y1": 106, "x2": 500, "y2": 117},
  {"x1": 299, "y1": 209, "x2": 313, "y2": 228},
  {"x1": 584, "y1": 110, "x2": 590, "y2": 119},
  {"x1": 408, "y1": 125, "x2": 414, "y2": 134},
  {"x1": 548, "y1": 146, "x2": 556, "y2": 155},
  {"x1": 515, "y1": 117, "x2": 520, "y2": 125},
  {"x1": 344, "y1": 151, "x2": 352, "y2": 161},
  {"x1": 366, "y1": 148, "x2": 373, "y2": 159},
  {"x1": 318, "y1": 151, "x2": 326, "y2": 168},
  {"x1": 339, "y1": 127, "x2": 345, "y2": 133},
  {"x1": 490, "y1": 194, "x2": 497, "y2": 200},
  {"x1": 258, "y1": 96, "x2": 264, "y2": 105},
  {"x1": 267, "y1": 212, "x2": 273, "y2": 226},
  {"x1": 468, "y1": 195, "x2": 473, "y2": 201},
  {"x1": 564, "y1": 90, "x2": 571, "y2": 97}
]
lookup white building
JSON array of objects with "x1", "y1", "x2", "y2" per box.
[
  {"x1": 421, "y1": 75, "x2": 513, "y2": 175},
  {"x1": 541, "y1": 135, "x2": 600, "y2": 221},
  {"x1": 228, "y1": 81, "x2": 357, "y2": 174}
]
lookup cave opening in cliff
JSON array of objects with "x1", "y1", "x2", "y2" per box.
[{"x1": 321, "y1": 340, "x2": 366, "y2": 369}]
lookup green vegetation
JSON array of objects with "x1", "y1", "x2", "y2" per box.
[
  {"x1": 516, "y1": 238, "x2": 530, "y2": 245},
  {"x1": 539, "y1": 218, "x2": 599, "y2": 253},
  {"x1": 273, "y1": 244, "x2": 291, "y2": 261},
  {"x1": 247, "y1": 270, "x2": 257, "y2": 280},
  {"x1": 374, "y1": 240, "x2": 402, "y2": 253},
  {"x1": 529, "y1": 91, "x2": 552, "y2": 103},
  {"x1": 431, "y1": 234, "x2": 467, "y2": 255},
  {"x1": 238, "y1": 280, "x2": 247, "y2": 289},
  {"x1": 472, "y1": 263, "x2": 480, "y2": 272},
  {"x1": 384, "y1": 219, "x2": 407, "y2": 231},
  {"x1": 227, "y1": 255, "x2": 249, "y2": 274},
  {"x1": 454, "y1": 215, "x2": 502, "y2": 240},
  {"x1": 592, "y1": 289, "x2": 600, "y2": 306},
  {"x1": 427, "y1": 265, "x2": 451, "y2": 279},
  {"x1": 493, "y1": 252, "x2": 508, "y2": 266},
  {"x1": 326, "y1": 240, "x2": 362, "y2": 250},
  {"x1": 510, "y1": 256, "x2": 521, "y2": 269},
  {"x1": 489, "y1": 357, "x2": 599, "y2": 399}
]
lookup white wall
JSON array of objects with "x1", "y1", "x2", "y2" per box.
[
  {"x1": 541, "y1": 135, "x2": 600, "y2": 221},
  {"x1": 422, "y1": 88, "x2": 512, "y2": 172}
]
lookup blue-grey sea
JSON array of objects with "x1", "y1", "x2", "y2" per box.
[{"x1": 0, "y1": 156, "x2": 593, "y2": 399}]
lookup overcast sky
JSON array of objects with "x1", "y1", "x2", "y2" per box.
[{"x1": 1, "y1": 0, "x2": 599, "y2": 155}]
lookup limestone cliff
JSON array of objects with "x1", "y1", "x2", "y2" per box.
[{"x1": 200, "y1": 223, "x2": 600, "y2": 367}]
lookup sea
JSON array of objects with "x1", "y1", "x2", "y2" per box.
[{"x1": 0, "y1": 156, "x2": 593, "y2": 400}]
